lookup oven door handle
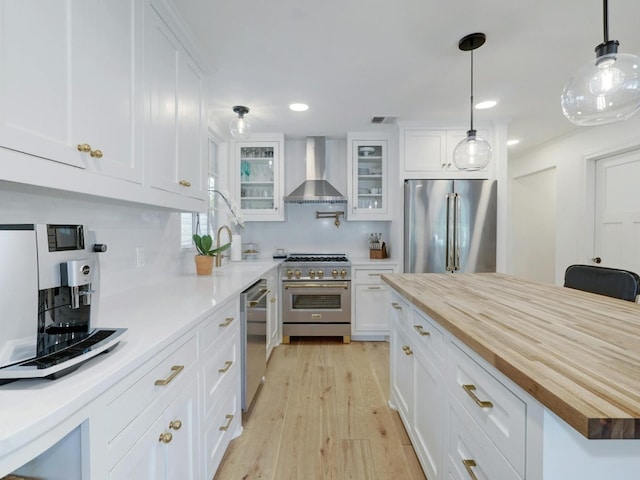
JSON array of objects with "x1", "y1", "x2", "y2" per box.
[{"x1": 283, "y1": 282, "x2": 350, "y2": 290}]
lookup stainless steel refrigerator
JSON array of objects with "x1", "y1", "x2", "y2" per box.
[{"x1": 404, "y1": 179, "x2": 497, "y2": 273}]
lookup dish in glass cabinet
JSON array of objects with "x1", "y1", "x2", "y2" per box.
[
  {"x1": 358, "y1": 167, "x2": 370, "y2": 175},
  {"x1": 358, "y1": 187, "x2": 370, "y2": 194},
  {"x1": 359, "y1": 147, "x2": 375, "y2": 156}
]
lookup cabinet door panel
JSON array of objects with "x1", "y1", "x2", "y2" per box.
[
  {"x1": 109, "y1": 416, "x2": 166, "y2": 479},
  {"x1": 147, "y1": 8, "x2": 179, "y2": 193},
  {"x1": 165, "y1": 379, "x2": 198, "y2": 480},
  {"x1": 354, "y1": 284, "x2": 390, "y2": 333},
  {"x1": 82, "y1": 0, "x2": 143, "y2": 182},
  {"x1": 0, "y1": 1, "x2": 84, "y2": 167}
]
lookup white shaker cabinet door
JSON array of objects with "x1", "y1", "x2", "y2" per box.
[
  {"x1": 76, "y1": 0, "x2": 144, "y2": 182},
  {"x1": 0, "y1": 1, "x2": 85, "y2": 167}
]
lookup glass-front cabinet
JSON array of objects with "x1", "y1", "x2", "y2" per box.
[
  {"x1": 347, "y1": 134, "x2": 390, "y2": 220},
  {"x1": 234, "y1": 135, "x2": 284, "y2": 221}
]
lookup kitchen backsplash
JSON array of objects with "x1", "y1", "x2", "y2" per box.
[{"x1": 239, "y1": 203, "x2": 391, "y2": 260}]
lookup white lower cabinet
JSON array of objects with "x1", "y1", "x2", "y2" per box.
[
  {"x1": 109, "y1": 377, "x2": 198, "y2": 480},
  {"x1": 352, "y1": 265, "x2": 397, "y2": 338},
  {"x1": 389, "y1": 291, "x2": 528, "y2": 480},
  {"x1": 266, "y1": 268, "x2": 279, "y2": 359}
]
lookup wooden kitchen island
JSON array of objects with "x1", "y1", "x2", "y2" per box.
[{"x1": 382, "y1": 272, "x2": 640, "y2": 480}]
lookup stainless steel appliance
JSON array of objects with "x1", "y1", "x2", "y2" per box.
[
  {"x1": 281, "y1": 254, "x2": 351, "y2": 344},
  {"x1": 0, "y1": 224, "x2": 126, "y2": 383},
  {"x1": 404, "y1": 179, "x2": 497, "y2": 273},
  {"x1": 240, "y1": 279, "x2": 268, "y2": 414}
]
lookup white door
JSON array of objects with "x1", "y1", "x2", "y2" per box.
[{"x1": 594, "y1": 150, "x2": 640, "y2": 274}]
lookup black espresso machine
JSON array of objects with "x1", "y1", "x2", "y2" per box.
[{"x1": 0, "y1": 224, "x2": 126, "y2": 383}]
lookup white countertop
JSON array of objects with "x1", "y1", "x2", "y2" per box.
[{"x1": 0, "y1": 260, "x2": 280, "y2": 463}]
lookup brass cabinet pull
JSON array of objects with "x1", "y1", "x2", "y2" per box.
[
  {"x1": 169, "y1": 420, "x2": 182, "y2": 431},
  {"x1": 158, "y1": 432, "x2": 173, "y2": 443},
  {"x1": 219, "y1": 317, "x2": 234, "y2": 327},
  {"x1": 413, "y1": 325, "x2": 431, "y2": 336},
  {"x1": 219, "y1": 414, "x2": 234, "y2": 431},
  {"x1": 90, "y1": 149, "x2": 103, "y2": 158},
  {"x1": 218, "y1": 360, "x2": 233, "y2": 373},
  {"x1": 391, "y1": 302, "x2": 402, "y2": 310},
  {"x1": 462, "y1": 459, "x2": 479, "y2": 480},
  {"x1": 270, "y1": 297, "x2": 276, "y2": 303},
  {"x1": 179, "y1": 180, "x2": 192, "y2": 187},
  {"x1": 368, "y1": 286, "x2": 381, "y2": 290},
  {"x1": 402, "y1": 345, "x2": 413, "y2": 356},
  {"x1": 462, "y1": 384, "x2": 493, "y2": 408},
  {"x1": 368, "y1": 273, "x2": 382, "y2": 277},
  {"x1": 284, "y1": 282, "x2": 349, "y2": 290},
  {"x1": 155, "y1": 365, "x2": 184, "y2": 386},
  {"x1": 77, "y1": 143, "x2": 92, "y2": 152}
]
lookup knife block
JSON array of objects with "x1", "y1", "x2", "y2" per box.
[{"x1": 369, "y1": 242, "x2": 388, "y2": 259}]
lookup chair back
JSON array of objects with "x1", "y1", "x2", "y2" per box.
[{"x1": 564, "y1": 264, "x2": 640, "y2": 302}]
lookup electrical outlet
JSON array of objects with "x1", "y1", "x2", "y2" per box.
[{"x1": 136, "y1": 247, "x2": 145, "y2": 268}]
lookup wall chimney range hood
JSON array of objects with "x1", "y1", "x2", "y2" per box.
[{"x1": 284, "y1": 137, "x2": 347, "y2": 204}]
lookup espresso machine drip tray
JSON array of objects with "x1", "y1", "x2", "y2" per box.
[{"x1": 0, "y1": 327, "x2": 127, "y2": 382}]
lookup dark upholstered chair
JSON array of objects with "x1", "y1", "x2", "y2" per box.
[{"x1": 564, "y1": 264, "x2": 640, "y2": 302}]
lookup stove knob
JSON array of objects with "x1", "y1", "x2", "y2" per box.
[
  {"x1": 286, "y1": 269, "x2": 293, "y2": 279},
  {"x1": 294, "y1": 269, "x2": 301, "y2": 279},
  {"x1": 340, "y1": 269, "x2": 347, "y2": 278},
  {"x1": 332, "y1": 269, "x2": 339, "y2": 278},
  {"x1": 309, "y1": 269, "x2": 316, "y2": 279},
  {"x1": 317, "y1": 269, "x2": 324, "y2": 278}
]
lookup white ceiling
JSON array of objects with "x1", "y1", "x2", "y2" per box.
[{"x1": 169, "y1": 0, "x2": 640, "y2": 155}]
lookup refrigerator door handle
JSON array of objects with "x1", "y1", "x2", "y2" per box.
[
  {"x1": 453, "y1": 193, "x2": 461, "y2": 271},
  {"x1": 445, "y1": 193, "x2": 454, "y2": 272}
]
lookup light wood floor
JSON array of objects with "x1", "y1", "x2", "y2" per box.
[{"x1": 213, "y1": 338, "x2": 427, "y2": 480}]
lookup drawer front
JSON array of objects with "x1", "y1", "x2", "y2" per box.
[
  {"x1": 410, "y1": 308, "x2": 446, "y2": 370},
  {"x1": 199, "y1": 300, "x2": 239, "y2": 354},
  {"x1": 390, "y1": 291, "x2": 411, "y2": 325},
  {"x1": 354, "y1": 268, "x2": 395, "y2": 284},
  {"x1": 449, "y1": 342, "x2": 526, "y2": 476},
  {"x1": 447, "y1": 404, "x2": 521, "y2": 480},
  {"x1": 204, "y1": 387, "x2": 241, "y2": 479},
  {"x1": 202, "y1": 330, "x2": 240, "y2": 418},
  {"x1": 107, "y1": 336, "x2": 198, "y2": 443}
]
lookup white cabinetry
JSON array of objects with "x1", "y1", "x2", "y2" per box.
[
  {"x1": 389, "y1": 292, "x2": 445, "y2": 480},
  {"x1": 199, "y1": 299, "x2": 242, "y2": 479},
  {"x1": 266, "y1": 268, "x2": 279, "y2": 359},
  {"x1": 347, "y1": 134, "x2": 391, "y2": 220},
  {"x1": 146, "y1": 3, "x2": 206, "y2": 200},
  {"x1": 400, "y1": 126, "x2": 490, "y2": 179},
  {"x1": 352, "y1": 265, "x2": 397, "y2": 338},
  {"x1": 106, "y1": 335, "x2": 199, "y2": 479},
  {"x1": 234, "y1": 135, "x2": 284, "y2": 221},
  {"x1": 0, "y1": 0, "x2": 144, "y2": 182}
]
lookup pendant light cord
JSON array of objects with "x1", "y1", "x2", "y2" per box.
[
  {"x1": 469, "y1": 49, "x2": 475, "y2": 132},
  {"x1": 603, "y1": 0, "x2": 609, "y2": 43}
]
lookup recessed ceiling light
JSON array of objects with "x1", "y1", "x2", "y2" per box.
[
  {"x1": 475, "y1": 100, "x2": 498, "y2": 110},
  {"x1": 289, "y1": 103, "x2": 309, "y2": 112},
  {"x1": 507, "y1": 139, "x2": 520, "y2": 146}
]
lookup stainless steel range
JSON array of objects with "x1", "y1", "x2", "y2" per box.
[{"x1": 280, "y1": 253, "x2": 351, "y2": 344}]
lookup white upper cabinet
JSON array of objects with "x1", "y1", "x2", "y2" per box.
[
  {"x1": 233, "y1": 135, "x2": 284, "y2": 221},
  {"x1": 400, "y1": 126, "x2": 491, "y2": 179},
  {"x1": 0, "y1": 0, "x2": 144, "y2": 182},
  {"x1": 347, "y1": 133, "x2": 391, "y2": 220},
  {"x1": 146, "y1": 3, "x2": 206, "y2": 200}
]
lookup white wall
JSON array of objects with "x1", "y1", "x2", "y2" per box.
[
  {"x1": 0, "y1": 181, "x2": 193, "y2": 298},
  {"x1": 508, "y1": 114, "x2": 640, "y2": 284}
]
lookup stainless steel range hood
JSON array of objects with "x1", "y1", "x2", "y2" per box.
[{"x1": 284, "y1": 137, "x2": 347, "y2": 204}]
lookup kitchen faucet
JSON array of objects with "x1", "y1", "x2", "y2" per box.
[{"x1": 216, "y1": 225, "x2": 233, "y2": 267}]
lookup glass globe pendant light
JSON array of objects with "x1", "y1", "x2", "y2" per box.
[
  {"x1": 229, "y1": 105, "x2": 252, "y2": 138},
  {"x1": 561, "y1": 0, "x2": 640, "y2": 126},
  {"x1": 453, "y1": 33, "x2": 491, "y2": 171}
]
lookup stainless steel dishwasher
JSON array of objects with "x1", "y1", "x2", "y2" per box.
[{"x1": 240, "y1": 279, "x2": 268, "y2": 415}]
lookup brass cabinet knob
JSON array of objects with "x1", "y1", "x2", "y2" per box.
[
  {"x1": 77, "y1": 143, "x2": 92, "y2": 153},
  {"x1": 90, "y1": 149, "x2": 103, "y2": 158},
  {"x1": 270, "y1": 297, "x2": 276, "y2": 303},
  {"x1": 179, "y1": 180, "x2": 192, "y2": 187},
  {"x1": 169, "y1": 420, "x2": 182, "y2": 431},
  {"x1": 158, "y1": 432, "x2": 173, "y2": 443}
]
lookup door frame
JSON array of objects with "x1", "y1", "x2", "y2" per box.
[{"x1": 583, "y1": 140, "x2": 640, "y2": 267}]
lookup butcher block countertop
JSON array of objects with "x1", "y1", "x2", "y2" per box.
[{"x1": 381, "y1": 272, "x2": 640, "y2": 440}]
